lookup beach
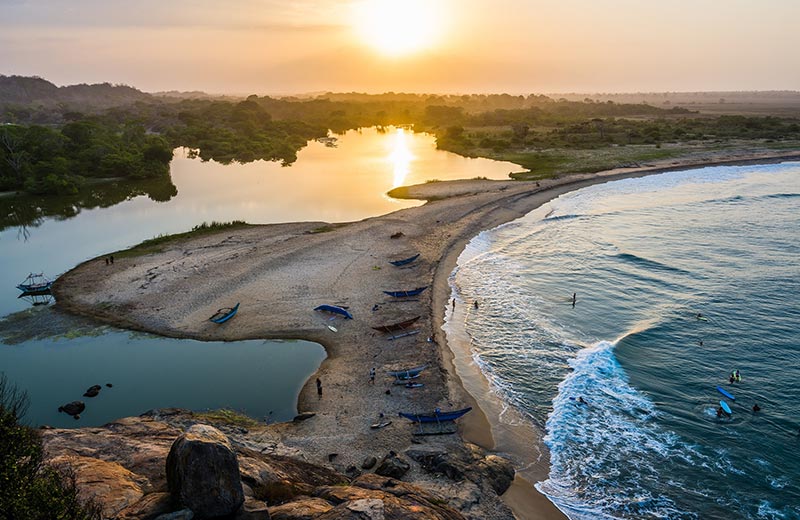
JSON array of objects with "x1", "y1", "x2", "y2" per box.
[{"x1": 52, "y1": 150, "x2": 800, "y2": 519}]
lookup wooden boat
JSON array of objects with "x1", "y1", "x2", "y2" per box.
[
  {"x1": 314, "y1": 304, "x2": 353, "y2": 320},
  {"x1": 399, "y1": 407, "x2": 472, "y2": 423},
  {"x1": 371, "y1": 315, "x2": 420, "y2": 333},
  {"x1": 383, "y1": 286, "x2": 428, "y2": 298},
  {"x1": 389, "y1": 253, "x2": 420, "y2": 267},
  {"x1": 16, "y1": 273, "x2": 53, "y2": 293},
  {"x1": 387, "y1": 364, "x2": 428, "y2": 379},
  {"x1": 209, "y1": 303, "x2": 239, "y2": 324}
]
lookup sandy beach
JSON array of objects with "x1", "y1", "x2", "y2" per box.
[{"x1": 53, "y1": 150, "x2": 800, "y2": 520}]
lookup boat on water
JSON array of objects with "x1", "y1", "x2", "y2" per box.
[
  {"x1": 383, "y1": 286, "x2": 428, "y2": 298},
  {"x1": 209, "y1": 303, "x2": 240, "y2": 324},
  {"x1": 372, "y1": 315, "x2": 420, "y2": 333},
  {"x1": 314, "y1": 304, "x2": 353, "y2": 320},
  {"x1": 399, "y1": 407, "x2": 472, "y2": 423},
  {"x1": 389, "y1": 253, "x2": 420, "y2": 267},
  {"x1": 16, "y1": 273, "x2": 53, "y2": 293},
  {"x1": 387, "y1": 364, "x2": 428, "y2": 379}
]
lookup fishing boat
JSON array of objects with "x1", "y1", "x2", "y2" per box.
[
  {"x1": 389, "y1": 253, "x2": 420, "y2": 267},
  {"x1": 387, "y1": 364, "x2": 428, "y2": 379},
  {"x1": 16, "y1": 273, "x2": 53, "y2": 293},
  {"x1": 314, "y1": 304, "x2": 353, "y2": 319},
  {"x1": 209, "y1": 303, "x2": 239, "y2": 324},
  {"x1": 383, "y1": 286, "x2": 428, "y2": 298},
  {"x1": 371, "y1": 315, "x2": 420, "y2": 333},
  {"x1": 399, "y1": 407, "x2": 472, "y2": 423}
]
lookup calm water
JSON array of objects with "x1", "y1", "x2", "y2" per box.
[
  {"x1": 452, "y1": 163, "x2": 800, "y2": 519},
  {"x1": 0, "y1": 127, "x2": 518, "y2": 427}
]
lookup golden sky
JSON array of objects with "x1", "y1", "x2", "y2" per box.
[{"x1": 1, "y1": 0, "x2": 798, "y2": 94}]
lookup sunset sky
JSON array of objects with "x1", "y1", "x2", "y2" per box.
[{"x1": 2, "y1": 0, "x2": 799, "y2": 95}]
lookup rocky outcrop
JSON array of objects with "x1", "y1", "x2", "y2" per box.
[
  {"x1": 166, "y1": 424, "x2": 244, "y2": 518},
  {"x1": 474, "y1": 455, "x2": 515, "y2": 496},
  {"x1": 269, "y1": 497, "x2": 333, "y2": 519},
  {"x1": 58, "y1": 400, "x2": 85, "y2": 417},
  {"x1": 374, "y1": 452, "x2": 410, "y2": 480}
]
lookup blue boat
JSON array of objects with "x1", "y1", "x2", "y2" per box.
[
  {"x1": 383, "y1": 286, "x2": 428, "y2": 298},
  {"x1": 387, "y1": 364, "x2": 428, "y2": 379},
  {"x1": 389, "y1": 253, "x2": 420, "y2": 267},
  {"x1": 314, "y1": 304, "x2": 353, "y2": 319},
  {"x1": 399, "y1": 407, "x2": 472, "y2": 423},
  {"x1": 16, "y1": 273, "x2": 53, "y2": 294},
  {"x1": 209, "y1": 303, "x2": 239, "y2": 324}
]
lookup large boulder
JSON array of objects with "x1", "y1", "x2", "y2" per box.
[
  {"x1": 406, "y1": 449, "x2": 469, "y2": 481},
  {"x1": 474, "y1": 455, "x2": 515, "y2": 496},
  {"x1": 166, "y1": 424, "x2": 244, "y2": 518}
]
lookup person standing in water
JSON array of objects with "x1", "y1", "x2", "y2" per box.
[{"x1": 572, "y1": 293, "x2": 577, "y2": 307}]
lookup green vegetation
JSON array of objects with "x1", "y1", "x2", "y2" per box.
[
  {"x1": 116, "y1": 220, "x2": 250, "y2": 258},
  {"x1": 0, "y1": 374, "x2": 101, "y2": 519}
]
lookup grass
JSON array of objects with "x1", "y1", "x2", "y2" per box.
[
  {"x1": 194, "y1": 408, "x2": 261, "y2": 428},
  {"x1": 308, "y1": 223, "x2": 348, "y2": 234},
  {"x1": 114, "y1": 220, "x2": 251, "y2": 258}
]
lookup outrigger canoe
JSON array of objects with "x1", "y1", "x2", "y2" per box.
[
  {"x1": 209, "y1": 303, "x2": 239, "y2": 324},
  {"x1": 383, "y1": 286, "x2": 428, "y2": 298},
  {"x1": 387, "y1": 364, "x2": 428, "y2": 379},
  {"x1": 372, "y1": 315, "x2": 420, "y2": 333},
  {"x1": 389, "y1": 253, "x2": 420, "y2": 267},
  {"x1": 314, "y1": 304, "x2": 353, "y2": 319},
  {"x1": 16, "y1": 273, "x2": 53, "y2": 293},
  {"x1": 399, "y1": 407, "x2": 472, "y2": 423}
]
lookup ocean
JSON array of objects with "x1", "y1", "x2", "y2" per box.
[{"x1": 451, "y1": 162, "x2": 800, "y2": 519}]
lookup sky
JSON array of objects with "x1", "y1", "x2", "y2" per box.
[{"x1": 1, "y1": 0, "x2": 799, "y2": 95}]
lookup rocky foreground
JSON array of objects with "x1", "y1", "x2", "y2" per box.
[{"x1": 42, "y1": 409, "x2": 516, "y2": 519}]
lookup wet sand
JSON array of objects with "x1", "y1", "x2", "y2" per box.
[{"x1": 53, "y1": 150, "x2": 800, "y2": 520}]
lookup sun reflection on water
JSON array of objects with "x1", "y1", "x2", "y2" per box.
[{"x1": 389, "y1": 128, "x2": 414, "y2": 187}]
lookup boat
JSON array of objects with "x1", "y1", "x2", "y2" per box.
[
  {"x1": 314, "y1": 304, "x2": 353, "y2": 319},
  {"x1": 383, "y1": 286, "x2": 428, "y2": 298},
  {"x1": 399, "y1": 407, "x2": 472, "y2": 423},
  {"x1": 16, "y1": 273, "x2": 53, "y2": 293},
  {"x1": 389, "y1": 253, "x2": 420, "y2": 267},
  {"x1": 372, "y1": 315, "x2": 420, "y2": 333},
  {"x1": 209, "y1": 303, "x2": 240, "y2": 324},
  {"x1": 387, "y1": 364, "x2": 428, "y2": 379}
]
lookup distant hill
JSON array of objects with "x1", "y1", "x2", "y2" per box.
[{"x1": 0, "y1": 75, "x2": 153, "y2": 109}]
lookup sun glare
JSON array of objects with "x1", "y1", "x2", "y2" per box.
[
  {"x1": 353, "y1": 0, "x2": 443, "y2": 56},
  {"x1": 388, "y1": 128, "x2": 414, "y2": 187}
]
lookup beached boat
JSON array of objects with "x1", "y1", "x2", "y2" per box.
[
  {"x1": 389, "y1": 253, "x2": 420, "y2": 267},
  {"x1": 209, "y1": 303, "x2": 239, "y2": 324},
  {"x1": 383, "y1": 286, "x2": 428, "y2": 298},
  {"x1": 387, "y1": 364, "x2": 428, "y2": 379},
  {"x1": 16, "y1": 273, "x2": 53, "y2": 293},
  {"x1": 314, "y1": 304, "x2": 353, "y2": 319},
  {"x1": 371, "y1": 315, "x2": 420, "y2": 333},
  {"x1": 399, "y1": 407, "x2": 472, "y2": 423}
]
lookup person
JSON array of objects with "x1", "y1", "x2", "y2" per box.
[
  {"x1": 369, "y1": 368, "x2": 375, "y2": 384},
  {"x1": 734, "y1": 370, "x2": 741, "y2": 382},
  {"x1": 729, "y1": 374, "x2": 735, "y2": 384},
  {"x1": 452, "y1": 299, "x2": 456, "y2": 310},
  {"x1": 697, "y1": 313, "x2": 703, "y2": 319},
  {"x1": 105, "y1": 258, "x2": 109, "y2": 265},
  {"x1": 316, "y1": 378, "x2": 322, "y2": 397},
  {"x1": 752, "y1": 403, "x2": 761, "y2": 412},
  {"x1": 473, "y1": 301, "x2": 479, "y2": 310},
  {"x1": 110, "y1": 255, "x2": 114, "y2": 264},
  {"x1": 716, "y1": 406, "x2": 724, "y2": 418},
  {"x1": 698, "y1": 340, "x2": 704, "y2": 346},
  {"x1": 572, "y1": 293, "x2": 577, "y2": 307},
  {"x1": 578, "y1": 396, "x2": 587, "y2": 405}
]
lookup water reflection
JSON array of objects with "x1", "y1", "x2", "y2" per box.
[{"x1": 389, "y1": 128, "x2": 414, "y2": 187}]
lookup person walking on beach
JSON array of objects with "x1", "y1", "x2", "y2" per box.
[
  {"x1": 473, "y1": 300, "x2": 479, "y2": 310},
  {"x1": 452, "y1": 299, "x2": 456, "y2": 311},
  {"x1": 369, "y1": 368, "x2": 376, "y2": 384},
  {"x1": 572, "y1": 292, "x2": 577, "y2": 307},
  {"x1": 316, "y1": 378, "x2": 322, "y2": 397}
]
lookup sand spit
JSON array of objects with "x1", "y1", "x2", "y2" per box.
[{"x1": 53, "y1": 150, "x2": 800, "y2": 520}]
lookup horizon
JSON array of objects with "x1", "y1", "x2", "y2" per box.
[{"x1": 2, "y1": 0, "x2": 798, "y2": 94}]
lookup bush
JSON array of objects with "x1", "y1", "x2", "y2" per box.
[{"x1": 0, "y1": 374, "x2": 101, "y2": 520}]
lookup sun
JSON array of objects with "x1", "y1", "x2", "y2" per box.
[{"x1": 353, "y1": 0, "x2": 444, "y2": 57}]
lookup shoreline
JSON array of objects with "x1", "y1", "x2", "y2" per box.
[{"x1": 51, "y1": 150, "x2": 800, "y2": 520}]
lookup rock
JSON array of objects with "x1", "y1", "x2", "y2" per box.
[
  {"x1": 406, "y1": 449, "x2": 468, "y2": 481},
  {"x1": 106, "y1": 383, "x2": 114, "y2": 387},
  {"x1": 235, "y1": 497, "x2": 271, "y2": 519},
  {"x1": 360, "y1": 456, "x2": 377, "y2": 470},
  {"x1": 58, "y1": 400, "x2": 85, "y2": 416},
  {"x1": 117, "y1": 492, "x2": 173, "y2": 519},
  {"x1": 344, "y1": 466, "x2": 360, "y2": 478},
  {"x1": 83, "y1": 384, "x2": 102, "y2": 397},
  {"x1": 166, "y1": 424, "x2": 244, "y2": 518},
  {"x1": 268, "y1": 497, "x2": 333, "y2": 519},
  {"x1": 154, "y1": 509, "x2": 194, "y2": 520},
  {"x1": 292, "y1": 412, "x2": 316, "y2": 422},
  {"x1": 475, "y1": 455, "x2": 515, "y2": 496},
  {"x1": 374, "y1": 453, "x2": 410, "y2": 480},
  {"x1": 49, "y1": 455, "x2": 146, "y2": 518}
]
